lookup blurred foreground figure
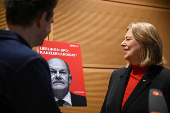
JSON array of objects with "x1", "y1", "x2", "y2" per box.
[{"x1": 0, "y1": 0, "x2": 62, "y2": 113}]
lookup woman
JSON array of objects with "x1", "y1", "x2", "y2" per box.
[{"x1": 100, "y1": 22, "x2": 170, "y2": 113}]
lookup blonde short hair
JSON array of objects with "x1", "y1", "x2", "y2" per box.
[{"x1": 126, "y1": 22, "x2": 166, "y2": 67}]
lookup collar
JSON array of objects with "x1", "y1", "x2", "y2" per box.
[
  {"x1": 54, "y1": 91, "x2": 72, "y2": 106},
  {"x1": 131, "y1": 65, "x2": 148, "y2": 75},
  {"x1": 125, "y1": 65, "x2": 163, "y2": 79},
  {"x1": 145, "y1": 65, "x2": 163, "y2": 79},
  {"x1": 0, "y1": 29, "x2": 31, "y2": 48}
]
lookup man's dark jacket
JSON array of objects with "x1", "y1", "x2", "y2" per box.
[
  {"x1": 0, "y1": 29, "x2": 61, "y2": 113},
  {"x1": 71, "y1": 92, "x2": 87, "y2": 106}
]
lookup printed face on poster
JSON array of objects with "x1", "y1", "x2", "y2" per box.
[{"x1": 37, "y1": 40, "x2": 86, "y2": 97}]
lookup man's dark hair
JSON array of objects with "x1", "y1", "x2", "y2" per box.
[{"x1": 4, "y1": 0, "x2": 58, "y2": 27}]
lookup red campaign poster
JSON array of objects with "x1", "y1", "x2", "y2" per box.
[{"x1": 37, "y1": 40, "x2": 86, "y2": 97}]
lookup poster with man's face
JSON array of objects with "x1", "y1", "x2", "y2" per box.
[{"x1": 37, "y1": 40, "x2": 87, "y2": 107}]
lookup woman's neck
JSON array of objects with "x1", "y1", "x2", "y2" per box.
[{"x1": 131, "y1": 65, "x2": 148, "y2": 75}]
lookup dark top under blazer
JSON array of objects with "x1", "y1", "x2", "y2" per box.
[{"x1": 100, "y1": 66, "x2": 170, "y2": 113}]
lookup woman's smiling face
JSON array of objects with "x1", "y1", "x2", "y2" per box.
[{"x1": 121, "y1": 27, "x2": 141, "y2": 65}]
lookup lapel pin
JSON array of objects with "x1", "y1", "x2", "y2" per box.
[{"x1": 143, "y1": 80, "x2": 146, "y2": 82}]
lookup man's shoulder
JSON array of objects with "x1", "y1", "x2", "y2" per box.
[
  {"x1": 71, "y1": 92, "x2": 86, "y2": 99},
  {"x1": 0, "y1": 38, "x2": 44, "y2": 71},
  {"x1": 70, "y1": 92, "x2": 87, "y2": 106}
]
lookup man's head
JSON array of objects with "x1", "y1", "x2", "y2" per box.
[
  {"x1": 4, "y1": 0, "x2": 58, "y2": 27},
  {"x1": 4, "y1": 0, "x2": 58, "y2": 47},
  {"x1": 48, "y1": 58, "x2": 72, "y2": 94}
]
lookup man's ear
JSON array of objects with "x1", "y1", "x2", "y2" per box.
[
  {"x1": 37, "y1": 12, "x2": 47, "y2": 28},
  {"x1": 69, "y1": 75, "x2": 72, "y2": 85}
]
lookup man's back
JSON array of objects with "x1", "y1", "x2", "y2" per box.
[{"x1": 0, "y1": 29, "x2": 61, "y2": 113}]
